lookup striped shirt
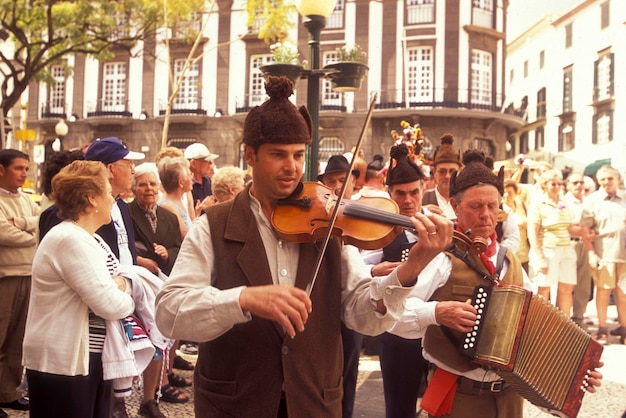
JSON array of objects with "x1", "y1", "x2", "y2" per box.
[{"x1": 88, "y1": 235, "x2": 121, "y2": 353}]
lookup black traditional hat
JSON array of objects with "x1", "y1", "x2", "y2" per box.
[{"x1": 386, "y1": 143, "x2": 425, "y2": 186}]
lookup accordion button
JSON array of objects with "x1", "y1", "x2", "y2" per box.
[{"x1": 472, "y1": 331, "x2": 477, "y2": 336}]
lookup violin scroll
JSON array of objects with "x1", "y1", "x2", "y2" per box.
[{"x1": 451, "y1": 230, "x2": 488, "y2": 255}]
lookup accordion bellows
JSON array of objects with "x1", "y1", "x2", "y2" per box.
[{"x1": 461, "y1": 285, "x2": 603, "y2": 418}]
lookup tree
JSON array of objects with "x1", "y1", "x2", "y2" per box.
[{"x1": 246, "y1": 0, "x2": 293, "y2": 44}]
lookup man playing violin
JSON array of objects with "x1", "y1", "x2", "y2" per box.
[
  {"x1": 361, "y1": 143, "x2": 430, "y2": 418},
  {"x1": 386, "y1": 150, "x2": 603, "y2": 418},
  {"x1": 155, "y1": 76, "x2": 454, "y2": 418}
]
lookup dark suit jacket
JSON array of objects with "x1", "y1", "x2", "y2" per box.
[
  {"x1": 421, "y1": 188, "x2": 439, "y2": 207},
  {"x1": 128, "y1": 200, "x2": 182, "y2": 275},
  {"x1": 39, "y1": 200, "x2": 138, "y2": 265}
]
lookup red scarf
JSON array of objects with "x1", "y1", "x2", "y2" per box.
[{"x1": 479, "y1": 232, "x2": 498, "y2": 276}]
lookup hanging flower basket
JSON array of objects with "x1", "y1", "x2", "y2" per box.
[
  {"x1": 323, "y1": 62, "x2": 369, "y2": 93},
  {"x1": 260, "y1": 63, "x2": 304, "y2": 86}
]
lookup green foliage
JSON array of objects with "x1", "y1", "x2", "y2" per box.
[
  {"x1": 245, "y1": 0, "x2": 295, "y2": 44},
  {"x1": 0, "y1": 0, "x2": 205, "y2": 116},
  {"x1": 335, "y1": 44, "x2": 368, "y2": 64},
  {"x1": 269, "y1": 42, "x2": 301, "y2": 65}
]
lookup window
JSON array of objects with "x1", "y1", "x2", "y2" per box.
[
  {"x1": 565, "y1": 23, "x2": 573, "y2": 48},
  {"x1": 471, "y1": 49, "x2": 492, "y2": 106},
  {"x1": 327, "y1": 0, "x2": 345, "y2": 29},
  {"x1": 593, "y1": 111, "x2": 612, "y2": 144},
  {"x1": 600, "y1": 2, "x2": 610, "y2": 29},
  {"x1": 102, "y1": 62, "x2": 127, "y2": 111},
  {"x1": 594, "y1": 52, "x2": 613, "y2": 101},
  {"x1": 563, "y1": 66, "x2": 573, "y2": 113},
  {"x1": 472, "y1": 0, "x2": 493, "y2": 28},
  {"x1": 559, "y1": 123, "x2": 575, "y2": 152},
  {"x1": 319, "y1": 136, "x2": 345, "y2": 162},
  {"x1": 519, "y1": 132, "x2": 529, "y2": 154},
  {"x1": 322, "y1": 51, "x2": 341, "y2": 108},
  {"x1": 536, "y1": 87, "x2": 546, "y2": 119},
  {"x1": 250, "y1": 55, "x2": 273, "y2": 107},
  {"x1": 471, "y1": 138, "x2": 494, "y2": 156},
  {"x1": 539, "y1": 50, "x2": 545, "y2": 69},
  {"x1": 49, "y1": 65, "x2": 66, "y2": 115},
  {"x1": 407, "y1": 46, "x2": 433, "y2": 102},
  {"x1": 406, "y1": 0, "x2": 435, "y2": 24},
  {"x1": 535, "y1": 126, "x2": 545, "y2": 150},
  {"x1": 173, "y1": 59, "x2": 200, "y2": 110}
]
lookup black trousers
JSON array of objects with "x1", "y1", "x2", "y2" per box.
[
  {"x1": 341, "y1": 321, "x2": 364, "y2": 418},
  {"x1": 26, "y1": 352, "x2": 112, "y2": 418},
  {"x1": 379, "y1": 332, "x2": 428, "y2": 418}
]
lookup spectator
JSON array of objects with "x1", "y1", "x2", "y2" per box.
[
  {"x1": 210, "y1": 166, "x2": 246, "y2": 203},
  {"x1": 157, "y1": 156, "x2": 195, "y2": 238},
  {"x1": 0, "y1": 149, "x2": 40, "y2": 416},
  {"x1": 317, "y1": 155, "x2": 360, "y2": 199},
  {"x1": 39, "y1": 149, "x2": 85, "y2": 210},
  {"x1": 362, "y1": 143, "x2": 429, "y2": 418},
  {"x1": 129, "y1": 163, "x2": 181, "y2": 276},
  {"x1": 580, "y1": 165, "x2": 626, "y2": 344},
  {"x1": 503, "y1": 179, "x2": 530, "y2": 272},
  {"x1": 422, "y1": 133, "x2": 461, "y2": 219},
  {"x1": 562, "y1": 172, "x2": 594, "y2": 327},
  {"x1": 154, "y1": 76, "x2": 453, "y2": 417},
  {"x1": 23, "y1": 160, "x2": 134, "y2": 418},
  {"x1": 184, "y1": 143, "x2": 218, "y2": 215},
  {"x1": 527, "y1": 169, "x2": 580, "y2": 317}
]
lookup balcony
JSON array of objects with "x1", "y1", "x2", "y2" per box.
[
  {"x1": 40, "y1": 102, "x2": 67, "y2": 119},
  {"x1": 406, "y1": 3, "x2": 435, "y2": 25},
  {"x1": 375, "y1": 87, "x2": 504, "y2": 112},
  {"x1": 234, "y1": 94, "x2": 347, "y2": 114},
  {"x1": 158, "y1": 100, "x2": 208, "y2": 116},
  {"x1": 87, "y1": 99, "x2": 133, "y2": 118}
]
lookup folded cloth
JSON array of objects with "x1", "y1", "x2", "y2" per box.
[{"x1": 421, "y1": 367, "x2": 458, "y2": 417}]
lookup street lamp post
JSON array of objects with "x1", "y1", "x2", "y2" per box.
[
  {"x1": 295, "y1": 0, "x2": 337, "y2": 181},
  {"x1": 54, "y1": 118, "x2": 68, "y2": 152}
]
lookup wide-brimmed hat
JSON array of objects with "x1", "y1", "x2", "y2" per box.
[
  {"x1": 317, "y1": 155, "x2": 360, "y2": 182},
  {"x1": 84, "y1": 137, "x2": 145, "y2": 165}
]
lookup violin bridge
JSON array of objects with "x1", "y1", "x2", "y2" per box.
[{"x1": 324, "y1": 194, "x2": 335, "y2": 215}]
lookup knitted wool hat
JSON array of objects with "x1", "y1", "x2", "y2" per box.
[
  {"x1": 450, "y1": 149, "x2": 504, "y2": 196},
  {"x1": 386, "y1": 143, "x2": 425, "y2": 186},
  {"x1": 432, "y1": 133, "x2": 461, "y2": 166},
  {"x1": 242, "y1": 76, "x2": 312, "y2": 148}
]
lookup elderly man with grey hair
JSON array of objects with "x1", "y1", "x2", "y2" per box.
[{"x1": 580, "y1": 164, "x2": 626, "y2": 344}]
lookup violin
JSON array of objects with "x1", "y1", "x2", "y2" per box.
[
  {"x1": 271, "y1": 182, "x2": 416, "y2": 250},
  {"x1": 450, "y1": 229, "x2": 488, "y2": 255}
]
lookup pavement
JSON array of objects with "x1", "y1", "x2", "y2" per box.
[{"x1": 5, "y1": 306, "x2": 626, "y2": 418}]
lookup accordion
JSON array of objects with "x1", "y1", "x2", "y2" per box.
[{"x1": 461, "y1": 285, "x2": 603, "y2": 418}]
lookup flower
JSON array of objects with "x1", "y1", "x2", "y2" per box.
[
  {"x1": 334, "y1": 44, "x2": 367, "y2": 64},
  {"x1": 269, "y1": 42, "x2": 302, "y2": 65}
]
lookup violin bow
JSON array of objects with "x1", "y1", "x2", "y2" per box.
[{"x1": 307, "y1": 93, "x2": 378, "y2": 297}]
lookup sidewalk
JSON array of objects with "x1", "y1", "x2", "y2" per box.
[{"x1": 6, "y1": 306, "x2": 626, "y2": 417}]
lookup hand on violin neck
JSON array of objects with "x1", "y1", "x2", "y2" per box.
[
  {"x1": 396, "y1": 212, "x2": 454, "y2": 286},
  {"x1": 239, "y1": 284, "x2": 312, "y2": 338}
]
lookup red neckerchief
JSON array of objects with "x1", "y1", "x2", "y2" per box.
[
  {"x1": 456, "y1": 226, "x2": 497, "y2": 276},
  {"x1": 479, "y1": 232, "x2": 498, "y2": 276}
]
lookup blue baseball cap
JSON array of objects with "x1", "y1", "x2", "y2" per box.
[{"x1": 84, "y1": 137, "x2": 145, "y2": 165}]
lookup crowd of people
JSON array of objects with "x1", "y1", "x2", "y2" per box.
[{"x1": 0, "y1": 74, "x2": 619, "y2": 418}]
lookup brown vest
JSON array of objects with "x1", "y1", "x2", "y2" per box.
[
  {"x1": 196, "y1": 188, "x2": 344, "y2": 417},
  {"x1": 422, "y1": 249, "x2": 524, "y2": 373}
]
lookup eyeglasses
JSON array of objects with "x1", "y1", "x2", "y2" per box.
[
  {"x1": 113, "y1": 162, "x2": 135, "y2": 170},
  {"x1": 436, "y1": 168, "x2": 457, "y2": 176}
]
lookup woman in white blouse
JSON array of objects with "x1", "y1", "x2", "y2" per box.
[{"x1": 23, "y1": 160, "x2": 135, "y2": 418}]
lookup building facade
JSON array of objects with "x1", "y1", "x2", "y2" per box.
[
  {"x1": 8, "y1": 0, "x2": 521, "y2": 188},
  {"x1": 506, "y1": 0, "x2": 625, "y2": 177}
]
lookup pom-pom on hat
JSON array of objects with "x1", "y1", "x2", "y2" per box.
[
  {"x1": 432, "y1": 133, "x2": 461, "y2": 166},
  {"x1": 449, "y1": 149, "x2": 504, "y2": 197},
  {"x1": 367, "y1": 154, "x2": 384, "y2": 171},
  {"x1": 386, "y1": 143, "x2": 425, "y2": 186},
  {"x1": 243, "y1": 76, "x2": 313, "y2": 148}
]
